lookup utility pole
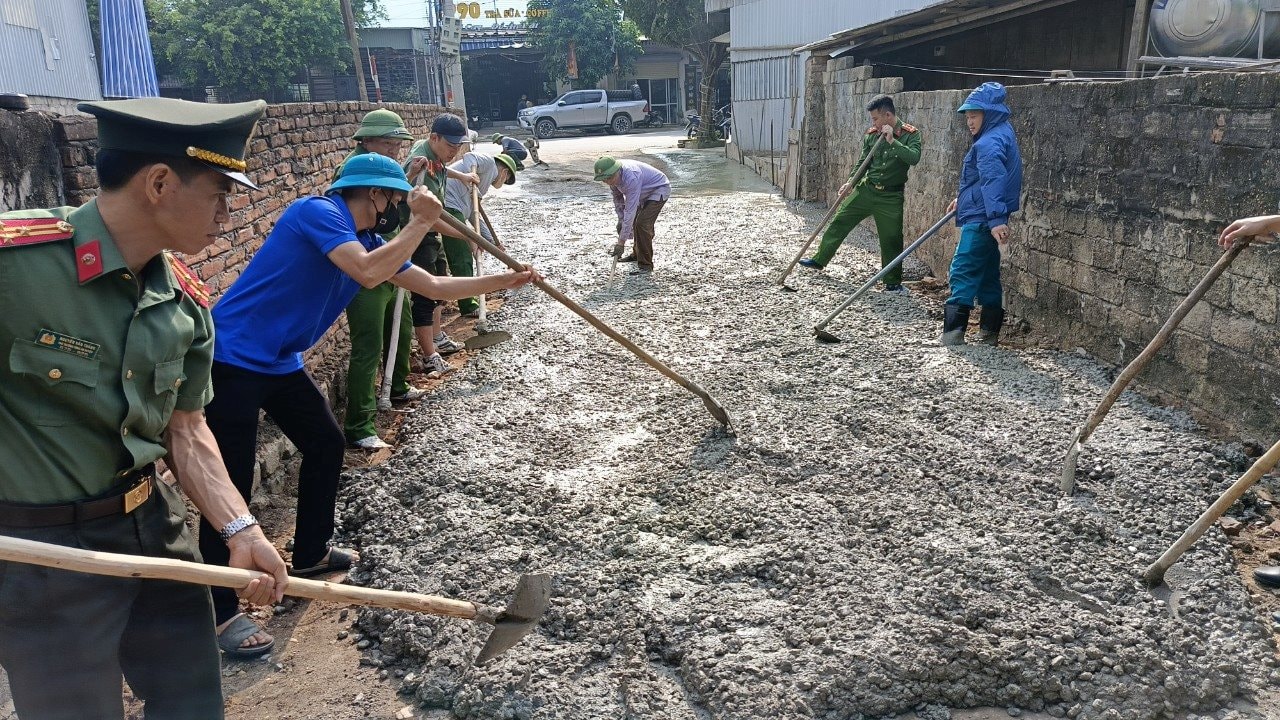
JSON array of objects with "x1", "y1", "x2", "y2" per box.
[{"x1": 340, "y1": 0, "x2": 368, "y2": 102}]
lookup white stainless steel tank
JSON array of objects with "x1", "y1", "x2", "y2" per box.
[{"x1": 1149, "y1": 0, "x2": 1280, "y2": 57}]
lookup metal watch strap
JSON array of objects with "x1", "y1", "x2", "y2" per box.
[{"x1": 220, "y1": 514, "x2": 259, "y2": 540}]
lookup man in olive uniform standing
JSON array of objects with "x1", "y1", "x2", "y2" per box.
[
  {"x1": 338, "y1": 109, "x2": 428, "y2": 449},
  {"x1": 0, "y1": 98, "x2": 288, "y2": 717},
  {"x1": 800, "y1": 94, "x2": 922, "y2": 293}
]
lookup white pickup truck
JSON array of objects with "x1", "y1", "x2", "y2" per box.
[{"x1": 518, "y1": 89, "x2": 649, "y2": 139}]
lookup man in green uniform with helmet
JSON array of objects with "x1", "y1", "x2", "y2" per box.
[
  {"x1": 0, "y1": 98, "x2": 288, "y2": 717},
  {"x1": 337, "y1": 109, "x2": 427, "y2": 450},
  {"x1": 800, "y1": 94, "x2": 922, "y2": 294}
]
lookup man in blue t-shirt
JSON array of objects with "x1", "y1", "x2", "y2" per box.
[{"x1": 201, "y1": 153, "x2": 535, "y2": 657}]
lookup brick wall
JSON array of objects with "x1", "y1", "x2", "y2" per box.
[{"x1": 804, "y1": 60, "x2": 1280, "y2": 441}]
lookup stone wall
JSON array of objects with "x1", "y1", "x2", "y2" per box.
[{"x1": 804, "y1": 60, "x2": 1280, "y2": 441}]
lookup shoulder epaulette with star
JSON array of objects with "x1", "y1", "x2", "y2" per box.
[
  {"x1": 898, "y1": 122, "x2": 919, "y2": 135},
  {"x1": 0, "y1": 216, "x2": 75, "y2": 248},
  {"x1": 165, "y1": 253, "x2": 211, "y2": 308}
]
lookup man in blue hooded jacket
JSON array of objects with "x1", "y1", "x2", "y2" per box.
[{"x1": 941, "y1": 82, "x2": 1022, "y2": 346}]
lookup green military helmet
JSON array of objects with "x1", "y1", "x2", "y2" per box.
[
  {"x1": 78, "y1": 97, "x2": 266, "y2": 189},
  {"x1": 593, "y1": 156, "x2": 622, "y2": 181},
  {"x1": 353, "y1": 108, "x2": 414, "y2": 141},
  {"x1": 490, "y1": 132, "x2": 504, "y2": 144},
  {"x1": 493, "y1": 153, "x2": 518, "y2": 185}
]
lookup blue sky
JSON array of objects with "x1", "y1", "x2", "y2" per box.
[{"x1": 381, "y1": 0, "x2": 530, "y2": 27}]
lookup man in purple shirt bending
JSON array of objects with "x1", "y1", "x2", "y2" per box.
[{"x1": 594, "y1": 156, "x2": 670, "y2": 273}]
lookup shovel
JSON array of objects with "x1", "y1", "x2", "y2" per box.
[
  {"x1": 1143, "y1": 435, "x2": 1280, "y2": 587},
  {"x1": 814, "y1": 209, "x2": 955, "y2": 343},
  {"x1": 776, "y1": 135, "x2": 885, "y2": 291},
  {"x1": 464, "y1": 188, "x2": 513, "y2": 351},
  {"x1": 1060, "y1": 239, "x2": 1250, "y2": 495},
  {"x1": 0, "y1": 534, "x2": 550, "y2": 665},
  {"x1": 436, "y1": 211, "x2": 732, "y2": 428}
]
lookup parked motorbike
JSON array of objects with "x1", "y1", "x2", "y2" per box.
[{"x1": 686, "y1": 104, "x2": 731, "y2": 140}]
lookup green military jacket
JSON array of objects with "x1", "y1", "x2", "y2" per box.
[
  {"x1": 0, "y1": 201, "x2": 214, "y2": 503},
  {"x1": 853, "y1": 119, "x2": 922, "y2": 190},
  {"x1": 401, "y1": 140, "x2": 448, "y2": 235}
]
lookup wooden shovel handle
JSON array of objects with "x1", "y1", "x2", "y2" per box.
[
  {"x1": 1076, "y1": 239, "x2": 1249, "y2": 446},
  {"x1": 1144, "y1": 434, "x2": 1280, "y2": 586},
  {"x1": 775, "y1": 135, "x2": 883, "y2": 285},
  {"x1": 435, "y1": 210, "x2": 708, "y2": 397},
  {"x1": 0, "y1": 534, "x2": 479, "y2": 620}
]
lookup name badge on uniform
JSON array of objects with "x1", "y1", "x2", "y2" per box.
[{"x1": 36, "y1": 328, "x2": 100, "y2": 360}]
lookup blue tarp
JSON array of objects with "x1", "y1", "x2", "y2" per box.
[{"x1": 100, "y1": 0, "x2": 159, "y2": 98}]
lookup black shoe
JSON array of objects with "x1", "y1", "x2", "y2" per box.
[
  {"x1": 619, "y1": 254, "x2": 638, "y2": 263},
  {"x1": 978, "y1": 306, "x2": 1005, "y2": 346},
  {"x1": 1256, "y1": 566, "x2": 1280, "y2": 588},
  {"x1": 939, "y1": 304, "x2": 970, "y2": 346}
]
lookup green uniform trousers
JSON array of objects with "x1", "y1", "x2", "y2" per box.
[
  {"x1": 811, "y1": 185, "x2": 906, "y2": 285},
  {"x1": 0, "y1": 483, "x2": 223, "y2": 719},
  {"x1": 441, "y1": 208, "x2": 479, "y2": 315},
  {"x1": 343, "y1": 282, "x2": 414, "y2": 442}
]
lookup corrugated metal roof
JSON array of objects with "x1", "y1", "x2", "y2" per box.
[
  {"x1": 794, "y1": 0, "x2": 1081, "y2": 54},
  {"x1": 0, "y1": 0, "x2": 101, "y2": 101}
]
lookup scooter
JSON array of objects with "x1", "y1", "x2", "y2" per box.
[
  {"x1": 637, "y1": 106, "x2": 664, "y2": 128},
  {"x1": 686, "y1": 105, "x2": 732, "y2": 139}
]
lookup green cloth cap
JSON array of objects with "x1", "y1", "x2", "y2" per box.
[
  {"x1": 354, "y1": 109, "x2": 414, "y2": 140},
  {"x1": 593, "y1": 156, "x2": 621, "y2": 181},
  {"x1": 78, "y1": 98, "x2": 266, "y2": 189},
  {"x1": 327, "y1": 153, "x2": 413, "y2": 194},
  {"x1": 493, "y1": 153, "x2": 518, "y2": 185},
  {"x1": 490, "y1": 133, "x2": 504, "y2": 144}
]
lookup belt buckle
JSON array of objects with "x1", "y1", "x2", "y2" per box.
[
  {"x1": 874, "y1": 183, "x2": 885, "y2": 191},
  {"x1": 123, "y1": 477, "x2": 152, "y2": 514}
]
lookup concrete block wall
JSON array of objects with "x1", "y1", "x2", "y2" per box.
[{"x1": 805, "y1": 65, "x2": 1280, "y2": 441}]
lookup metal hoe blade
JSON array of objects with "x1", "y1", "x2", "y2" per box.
[
  {"x1": 813, "y1": 327, "x2": 842, "y2": 343},
  {"x1": 464, "y1": 330, "x2": 513, "y2": 351},
  {"x1": 474, "y1": 572, "x2": 552, "y2": 665}
]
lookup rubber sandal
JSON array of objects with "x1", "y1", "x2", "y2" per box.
[
  {"x1": 290, "y1": 547, "x2": 356, "y2": 578},
  {"x1": 217, "y1": 613, "x2": 274, "y2": 659}
]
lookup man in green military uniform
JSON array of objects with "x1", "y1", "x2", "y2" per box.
[
  {"x1": 0, "y1": 98, "x2": 288, "y2": 717},
  {"x1": 337, "y1": 109, "x2": 428, "y2": 450},
  {"x1": 800, "y1": 94, "x2": 922, "y2": 293}
]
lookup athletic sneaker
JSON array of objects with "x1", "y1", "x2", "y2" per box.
[
  {"x1": 884, "y1": 284, "x2": 909, "y2": 295},
  {"x1": 351, "y1": 435, "x2": 391, "y2": 450},
  {"x1": 434, "y1": 333, "x2": 463, "y2": 355},
  {"x1": 390, "y1": 386, "x2": 426, "y2": 403},
  {"x1": 425, "y1": 352, "x2": 454, "y2": 377},
  {"x1": 798, "y1": 258, "x2": 824, "y2": 269}
]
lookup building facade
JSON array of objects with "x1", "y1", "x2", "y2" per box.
[{"x1": 0, "y1": 0, "x2": 102, "y2": 113}]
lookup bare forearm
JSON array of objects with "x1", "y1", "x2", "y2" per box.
[
  {"x1": 393, "y1": 266, "x2": 521, "y2": 300},
  {"x1": 355, "y1": 220, "x2": 429, "y2": 286},
  {"x1": 165, "y1": 410, "x2": 250, "y2": 531}
]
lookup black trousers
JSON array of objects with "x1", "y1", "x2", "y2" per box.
[
  {"x1": 0, "y1": 483, "x2": 223, "y2": 719},
  {"x1": 410, "y1": 234, "x2": 447, "y2": 327},
  {"x1": 201, "y1": 361, "x2": 344, "y2": 625}
]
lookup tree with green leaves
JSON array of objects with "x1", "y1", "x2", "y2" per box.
[
  {"x1": 620, "y1": 0, "x2": 727, "y2": 141},
  {"x1": 528, "y1": 0, "x2": 641, "y2": 91},
  {"x1": 145, "y1": 0, "x2": 385, "y2": 101}
]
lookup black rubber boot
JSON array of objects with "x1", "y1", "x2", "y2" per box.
[
  {"x1": 978, "y1": 306, "x2": 1005, "y2": 346},
  {"x1": 939, "y1": 304, "x2": 970, "y2": 346}
]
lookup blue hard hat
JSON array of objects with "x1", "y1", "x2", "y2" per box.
[{"x1": 328, "y1": 153, "x2": 413, "y2": 193}]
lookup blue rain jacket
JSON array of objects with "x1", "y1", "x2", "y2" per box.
[{"x1": 956, "y1": 82, "x2": 1022, "y2": 229}]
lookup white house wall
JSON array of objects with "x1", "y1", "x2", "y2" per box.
[{"x1": 724, "y1": 0, "x2": 929, "y2": 153}]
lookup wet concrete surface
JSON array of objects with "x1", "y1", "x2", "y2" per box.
[{"x1": 337, "y1": 135, "x2": 1279, "y2": 719}]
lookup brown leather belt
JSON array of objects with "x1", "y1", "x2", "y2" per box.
[{"x1": 0, "y1": 466, "x2": 155, "y2": 528}]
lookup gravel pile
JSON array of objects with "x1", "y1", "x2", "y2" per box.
[{"x1": 335, "y1": 149, "x2": 1277, "y2": 719}]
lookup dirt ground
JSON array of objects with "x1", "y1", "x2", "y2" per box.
[{"x1": 5, "y1": 129, "x2": 1280, "y2": 720}]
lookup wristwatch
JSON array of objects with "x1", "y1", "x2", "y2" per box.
[{"x1": 220, "y1": 514, "x2": 259, "y2": 540}]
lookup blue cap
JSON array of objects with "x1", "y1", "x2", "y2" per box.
[
  {"x1": 431, "y1": 113, "x2": 468, "y2": 144},
  {"x1": 328, "y1": 153, "x2": 413, "y2": 193}
]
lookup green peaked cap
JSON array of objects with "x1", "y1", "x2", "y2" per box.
[
  {"x1": 78, "y1": 97, "x2": 267, "y2": 189},
  {"x1": 354, "y1": 108, "x2": 414, "y2": 140},
  {"x1": 593, "y1": 156, "x2": 621, "y2": 181}
]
